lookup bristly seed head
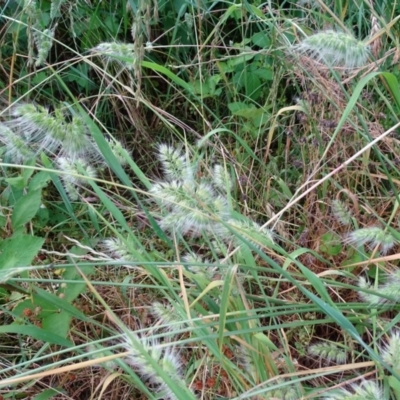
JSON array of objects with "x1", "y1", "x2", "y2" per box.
[
  {"x1": 3, "y1": 103, "x2": 99, "y2": 161},
  {"x1": 331, "y1": 199, "x2": 352, "y2": 226},
  {"x1": 56, "y1": 156, "x2": 97, "y2": 200},
  {"x1": 294, "y1": 30, "x2": 370, "y2": 69},
  {"x1": 308, "y1": 341, "x2": 347, "y2": 364},
  {"x1": 345, "y1": 226, "x2": 396, "y2": 254},
  {"x1": 122, "y1": 332, "x2": 186, "y2": 399},
  {"x1": 323, "y1": 380, "x2": 383, "y2": 399},
  {"x1": 91, "y1": 42, "x2": 136, "y2": 70},
  {"x1": 380, "y1": 330, "x2": 400, "y2": 371}
]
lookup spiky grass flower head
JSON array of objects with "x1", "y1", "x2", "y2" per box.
[
  {"x1": 213, "y1": 164, "x2": 233, "y2": 193},
  {"x1": 295, "y1": 30, "x2": 370, "y2": 69},
  {"x1": 182, "y1": 252, "x2": 218, "y2": 281},
  {"x1": 56, "y1": 156, "x2": 97, "y2": 200},
  {"x1": 91, "y1": 42, "x2": 136, "y2": 70},
  {"x1": 381, "y1": 330, "x2": 400, "y2": 371},
  {"x1": 323, "y1": 380, "x2": 382, "y2": 399},
  {"x1": 123, "y1": 333, "x2": 186, "y2": 399},
  {"x1": 308, "y1": 341, "x2": 347, "y2": 364},
  {"x1": 358, "y1": 270, "x2": 400, "y2": 305},
  {"x1": 151, "y1": 179, "x2": 228, "y2": 236},
  {"x1": 357, "y1": 276, "x2": 381, "y2": 305},
  {"x1": 151, "y1": 302, "x2": 186, "y2": 332},
  {"x1": 264, "y1": 379, "x2": 301, "y2": 400},
  {"x1": 221, "y1": 218, "x2": 274, "y2": 249},
  {"x1": 5, "y1": 103, "x2": 98, "y2": 160},
  {"x1": 34, "y1": 28, "x2": 54, "y2": 66},
  {"x1": 0, "y1": 124, "x2": 35, "y2": 163},
  {"x1": 346, "y1": 226, "x2": 396, "y2": 254},
  {"x1": 156, "y1": 144, "x2": 192, "y2": 182},
  {"x1": 105, "y1": 138, "x2": 131, "y2": 166},
  {"x1": 332, "y1": 199, "x2": 352, "y2": 226},
  {"x1": 102, "y1": 236, "x2": 142, "y2": 264}
]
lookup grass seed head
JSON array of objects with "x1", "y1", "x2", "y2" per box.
[
  {"x1": 345, "y1": 226, "x2": 396, "y2": 254},
  {"x1": 123, "y1": 333, "x2": 185, "y2": 400},
  {"x1": 56, "y1": 156, "x2": 97, "y2": 200},
  {"x1": 0, "y1": 124, "x2": 35, "y2": 163},
  {"x1": 151, "y1": 301, "x2": 186, "y2": 332},
  {"x1": 381, "y1": 330, "x2": 400, "y2": 371},
  {"x1": 357, "y1": 276, "x2": 381, "y2": 305},
  {"x1": 91, "y1": 42, "x2": 136, "y2": 70},
  {"x1": 332, "y1": 199, "x2": 352, "y2": 226},
  {"x1": 324, "y1": 380, "x2": 382, "y2": 399},
  {"x1": 308, "y1": 341, "x2": 347, "y2": 364},
  {"x1": 295, "y1": 30, "x2": 370, "y2": 69},
  {"x1": 157, "y1": 143, "x2": 191, "y2": 181}
]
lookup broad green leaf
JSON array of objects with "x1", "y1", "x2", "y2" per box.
[
  {"x1": 42, "y1": 311, "x2": 72, "y2": 339},
  {"x1": 29, "y1": 171, "x2": 51, "y2": 191},
  {"x1": 251, "y1": 32, "x2": 271, "y2": 48},
  {"x1": 253, "y1": 68, "x2": 273, "y2": 81},
  {"x1": 0, "y1": 234, "x2": 44, "y2": 270},
  {"x1": 320, "y1": 232, "x2": 342, "y2": 256},
  {"x1": 12, "y1": 189, "x2": 42, "y2": 229},
  {"x1": 4, "y1": 176, "x2": 26, "y2": 189}
]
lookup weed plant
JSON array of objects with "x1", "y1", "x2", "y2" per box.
[{"x1": 1, "y1": 0, "x2": 400, "y2": 399}]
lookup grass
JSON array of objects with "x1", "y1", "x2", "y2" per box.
[{"x1": 1, "y1": 0, "x2": 400, "y2": 399}]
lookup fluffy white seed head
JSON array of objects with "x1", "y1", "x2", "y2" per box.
[
  {"x1": 91, "y1": 42, "x2": 136, "y2": 70},
  {"x1": 357, "y1": 276, "x2": 381, "y2": 305},
  {"x1": 156, "y1": 144, "x2": 191, "y2": 181},
  {"x1": 106, "y1": 138, "x2": 131, "y2": 166},
  {"x1": 4, "y1": 103, "x2": 97, "y2": 161},
  {"x1": 151, "y1": 302, "x2": 186, "y2": 332},
  {"x1": 56, "y1": 156, "x2": 97, "y2": 200},
  {"x1": 332, "y1": 199, "x2": 352, "y2": 226},
  {"x1": 308, "y1": 341, "x2": 347, "y2": 364},
  {"x1": 213, "y1": 164, "x2": 233, "y2": 193},
  {"x1": 0, "y1": 124, "x2": 35, "y2": 163},
  {"x1": 323, "y1": 380, "x2": 382, "y2": 399},
  {"x1": 294, "y1": 30, "x2": 370, "y2": 69},
  {"x1": 345, "y1": 226, "x2": 396, "y2": 254},
  {"x1": 123, "y1": 333, "x2": 185, "y2": 399},
  {"x1": 381, "y1": 331, "x2": 400, "y2": 371}
]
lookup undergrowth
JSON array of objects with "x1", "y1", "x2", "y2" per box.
[{"x1": 1, "y1": 0, "x2": 400, "y2": 399}]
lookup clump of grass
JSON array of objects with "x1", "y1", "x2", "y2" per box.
[
  {"x1": 0, "y1": 101, "x2": 131, "y2": 199},
  {"x1": 2, "y1": 103, "x2": 99, "y2": 160},
  {"x1": 149, "y1": 144, "x2": 274, "y2": 248}
]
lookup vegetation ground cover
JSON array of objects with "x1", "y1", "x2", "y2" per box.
[{"x1": 1, "y1": 0, "x2": 400, "y2": 399}]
